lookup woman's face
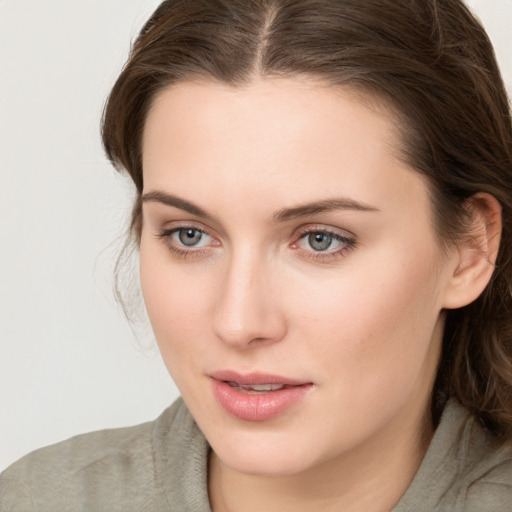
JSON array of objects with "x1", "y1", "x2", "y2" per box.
[{"x1": 140, "y1": 79, "x2": 458, "y2": 476}]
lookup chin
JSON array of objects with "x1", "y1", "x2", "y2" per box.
[
  {"x1": 219, "y1": 451, "x2": 313, "y2": 477},
  {"x1": 209, "y1": 428, "x2": 324, "y2": 477}
]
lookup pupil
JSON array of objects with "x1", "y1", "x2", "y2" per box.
[
  {"x1": 179, "y1": 229, "x2": 202, "y2": 246},
  {"x1": 309, "y1": 232, "x2": 332, "y2": 251}
]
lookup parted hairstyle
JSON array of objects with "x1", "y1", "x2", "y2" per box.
[{"x1": 102, "y1": 0, "x2": 512, "y2": 441}]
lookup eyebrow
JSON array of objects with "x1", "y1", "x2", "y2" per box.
[
  {"x1": 273, "y1": 198, "x2": 380, "y2": 222},
  {"x1": 142, "y1": 190, "x2": 380, "y2": 223},
  {"x1": 142, "y1": 191, "x2": 214, "y2": 220}
]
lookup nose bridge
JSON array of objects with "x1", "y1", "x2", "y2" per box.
[{"x1": 213, "y1": 244, "x2": 285, "y2": 348}]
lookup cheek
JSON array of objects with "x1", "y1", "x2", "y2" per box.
[
  {"x1": 289, "y1": 255, "x2": 444, "y2": 438},
  {"x1": 293, "y1": 245, "x2": 444, "y2": 379},
  {"x1": 139, "y1": 244, "x2": 215, "y2": 360}
]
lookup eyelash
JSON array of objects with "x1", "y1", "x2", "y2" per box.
[
  {"x1": 292, "y1": 226, "x2": 356, "y2": 262},
  {"x1": 156, "y1": 224, "x2": 356, "y2": 262},
  {"x1": 156, "y1": 225, "x2": 216, "y2": 259}
]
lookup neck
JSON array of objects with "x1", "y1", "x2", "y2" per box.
[{"x1": 208, "y1": 406, "x2": 433, "y2": 512}]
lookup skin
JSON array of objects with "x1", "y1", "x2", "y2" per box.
[{"x1": 139, "y1": 78, "x2": 495, "y2": 511}]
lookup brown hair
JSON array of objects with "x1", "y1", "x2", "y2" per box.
[{"x1": 102, "y1": 0, "x2": 512, "y2": 440}]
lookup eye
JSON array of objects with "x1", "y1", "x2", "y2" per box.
[
  {"x1": 298, "y1": 230, "x2": 349, "y2": 252},
  {"x1": 156, "y1": 225, "x2": 218, "y2": 257},
  {"x1": 291, "y1": 226, "x2": 356, "y2": 261},
  {"x1": 175, "y1": 228, "x2": 208, "y2": 247},
  {"x1": 304, "y1": 232, "x2": 338, "y2": 252}
]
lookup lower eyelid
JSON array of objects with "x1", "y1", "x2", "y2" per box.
[
  {"x1": 156, "y1": 226, "x2": 221, "y2": 255},
  {"x1": 292, "y1": 229, "x2": 356, "y2": 259},
  {"x1": 156, "y1": 225, "x2": 354, "y2": 259},
  {"x1": 301, "y1": 239, "x2": 356, "y2": 259},
  {"x1": 172, "y1": 228, "x2": 210, "y2": 246}
]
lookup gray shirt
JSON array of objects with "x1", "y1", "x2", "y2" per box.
[{"x1": 1, "y1": 398, "x2": 511, "y2": 511}]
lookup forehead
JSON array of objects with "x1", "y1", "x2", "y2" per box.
[
  {"x1": 141, "y1": 78, "x2": 427, "y2": 218},
  {"x1": 143, "y1": 78, "x2": 401, "y2": 155}
]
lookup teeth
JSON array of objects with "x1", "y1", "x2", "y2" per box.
[
  {"x1": 244, "y1": 384, "x2": 285, "y2": 392},
  {"x1": 228, "y1": 382, "x2": 286, "y2": 392}
]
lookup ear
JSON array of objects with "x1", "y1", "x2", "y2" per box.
[{"x1": 442, "y1": 193, "x2": 502, "y2": 310}]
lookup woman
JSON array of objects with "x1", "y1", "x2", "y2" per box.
[{"x1": 2, "y1": 0, "x2": 512, "y2": 510}]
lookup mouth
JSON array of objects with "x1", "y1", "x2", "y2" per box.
[
  {"x1": 209, "y1": 370, "x2": 313, "y2": 421},
  {"x1": 210, "y1": 370, "x2": 309, "y2": 387},
  {"x1": 224, "y1": 382, "x2": 298, "y2": 394}
]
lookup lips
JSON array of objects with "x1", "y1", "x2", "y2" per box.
[
  {"x1": 210, "y1": 371, "x2": 313, "y2": 421},
  {"x1": 210, "y1": 370, "x2": 309, "y2": 386},
  {"x1": 227, "y1": 382, "x2": 291, "y2": 393}
]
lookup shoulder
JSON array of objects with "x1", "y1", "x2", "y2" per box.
[
  {"x1": 394, "y1": 401, "x2": 512, "y2": 512},
  {"x1": 461, "y1": 427, "x2": 512, "y2": 511},
  {"x1": 443, "y1": 402, "x2": 512, "y2": 511},
  {"x1": 0, "y1": 400, "x2": 188, "y2": 512},
  {"x1": 464, "y1": 463, "x2": 512, "y2": 512}
]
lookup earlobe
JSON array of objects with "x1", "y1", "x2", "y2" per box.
[{"x1": 443, "y1": 193, "x2": 502, "y2": 310}]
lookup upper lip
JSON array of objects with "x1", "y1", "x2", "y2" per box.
[{"x1": 209, "y1": 370, "x2": 310, "y2": 386}]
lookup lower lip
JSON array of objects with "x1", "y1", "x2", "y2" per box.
[{"x1": 211, "y1": 379, "x2": 312, "y2": 421}]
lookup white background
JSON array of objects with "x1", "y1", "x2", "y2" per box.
[{"x1": 1, "y1": 0, "x2": 511, "y2": 471}]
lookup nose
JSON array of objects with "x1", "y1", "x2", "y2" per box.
[{"x1": 212, "y1": 249, "x2": 287, "y2": 349}]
